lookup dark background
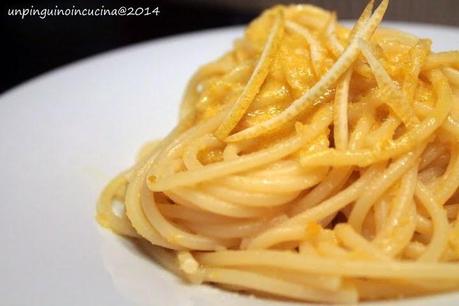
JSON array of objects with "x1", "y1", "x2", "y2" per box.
[{"x1": 1, "y1": 0, "x2": 458, "y2": 94}]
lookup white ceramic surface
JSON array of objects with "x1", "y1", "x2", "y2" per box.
[{"x1": 0, "y1": 23, "x2": 458, "y2": 306}]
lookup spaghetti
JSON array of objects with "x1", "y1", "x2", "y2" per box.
[{"x1": 97, "y1": 0, "x2": 459, "y2": 303}]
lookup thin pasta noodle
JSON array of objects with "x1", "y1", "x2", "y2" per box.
[{"x1": 97, "y1": 0, "x2": 459, "y2": 303}]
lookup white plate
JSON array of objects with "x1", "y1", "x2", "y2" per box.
[{"x1": 1, "y1": 23, "x2": 458, "y2": 306}]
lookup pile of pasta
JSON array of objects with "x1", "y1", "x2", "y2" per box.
[{"x1": 97, "y1": 0, "x2": 459, "y2": 303}]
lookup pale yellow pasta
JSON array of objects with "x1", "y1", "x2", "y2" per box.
[{"x1": 97, "y1": 0, "x2": 459, "y2": 303}]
